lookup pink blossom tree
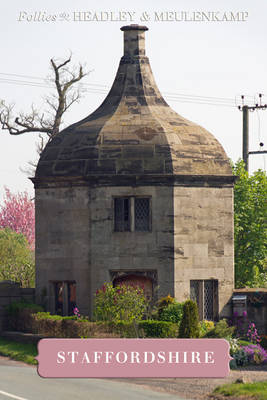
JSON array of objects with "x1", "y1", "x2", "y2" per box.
[{"x1": 0, "y1": 187, "x2": 35, "y2": 249}]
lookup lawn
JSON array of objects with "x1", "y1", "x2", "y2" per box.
[
  {"x1": 0, "y1": 337, "x2": 37, "y2": 365},
  {"x1": 213, "y1": 381, "x2": 267, "y2": 400}
]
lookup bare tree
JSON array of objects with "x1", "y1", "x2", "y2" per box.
[
  {"x1": 0, "y1": 56, "x2": 88, "y2": 173},
  {"x1": 0, "y1": 56, "x2": 87, "y2": 138}
]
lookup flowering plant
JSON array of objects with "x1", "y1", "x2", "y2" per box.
[
  {"x1": 229, "y1": 338, "x2": 239, "y2": 356},
  {"x1": 73, "y1": 306, "x2": 81, "y2": 319},
  {"x1": 241, "y1": 344, "x2": 267, "y2": 365},
  {"x1": 228, "y1": 310, "x2": 247, "y2": 336},
  {"x1": 246, "y1": 322, "x2": 261, "y2": 344},
  {"x1": 199, "y1": 320, "x2": 215, "y2": 337},
  {"x1": 94, "y1": 282, "x2": 146, "y2": 322}
]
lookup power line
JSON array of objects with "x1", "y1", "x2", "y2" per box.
[
  {"x1": 0, "y1": 72, "x2": 109, "y2": 87},
  {"x1": 0, "y1": 71, "x2": 238, "y2": 107},
  {"x1": 166, "y1": 98, "x2": 235, "y2": 107},
  {"x1": 164, "y1": 91, "x2": 235, "y2": 103},
  {"x1": 0, "y1": 78, "x2": 237, "y2": 107},
  {"x1": 0, "y1": 73, "x2": 240, "y2": 101},
  {"x1": 0, "y1": 78, "x2": 54, "y2": 90}
]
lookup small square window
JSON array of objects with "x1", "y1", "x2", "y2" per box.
[{"x1": 114, "y1": 197, "x2": 151, "y2": 232}]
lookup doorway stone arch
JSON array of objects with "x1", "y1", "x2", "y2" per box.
[{"x1": 110, "y1": 270, "x2": 157, "y2": 299}]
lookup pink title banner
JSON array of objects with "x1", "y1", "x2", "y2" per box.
[{"x1": 36, "y1": 338, "x2": 232, "y2": 378}]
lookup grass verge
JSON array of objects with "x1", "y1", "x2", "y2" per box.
[
  {"x1": 213, "y1": 381, "x2": 267, "y2": 400},
  {"x1": 0, "y1": 337, "x2": 37, "y2": 365}
]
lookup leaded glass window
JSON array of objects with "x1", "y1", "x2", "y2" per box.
[
  {"x1": 135, "y1": 198, "x2": 150, "y2": 231},
  {"x1": 204, "y1": 280, "x2": 214, "y2": 321},
  {"x1": 190, "y1": 279, "x2": 218, "y2": 321},
  {"x1": 114, "y1": 197, "x2": 151, "y2": 232}
]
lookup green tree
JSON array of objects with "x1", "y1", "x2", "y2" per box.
[
  {"x1": 0, "y1": 228, "x2": 35, "y2": 287},
  {"x1": 178, "y1": 300, "x2": 200, "y2": 338},
  {"x1": 233, "y1": 160, "x2": 267, "y2": 288}
]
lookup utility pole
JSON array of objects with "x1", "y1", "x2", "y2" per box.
[
  {"x1": 242, "y1": 105, "x2": 249, "y2": 171},
  {"x1": 238, "y1": 94, "x2": 267, "y2": 172}
]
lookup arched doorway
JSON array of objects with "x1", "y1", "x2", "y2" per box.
[{"x1": 113, "y1": 274, "x2": 153, "y2": 299}]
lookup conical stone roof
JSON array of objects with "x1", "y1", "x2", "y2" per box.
[{"x1": 35, "y1": 25, "x2": 232, "y2": 180}]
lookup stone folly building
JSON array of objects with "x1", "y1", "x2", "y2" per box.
[{"x1": 32, "y1": 25, "x2": 235, "y2": 320}]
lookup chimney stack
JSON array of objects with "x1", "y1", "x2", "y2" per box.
[{"x1": 120, "y1": 24, "x2": 148, "y2": 58}]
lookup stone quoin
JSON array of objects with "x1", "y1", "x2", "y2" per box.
[{"x1": 32, "y1": 25, "x2": 235, "y2": 318}]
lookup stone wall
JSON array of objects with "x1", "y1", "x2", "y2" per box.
[
  {"x1": 0, "y1": 281, "x2": 35, "y2": 332},
  {"x1": 35, "y1": 186, "x2": 91, "y2": 316},
  {"x1": 89, "y1": 185, "x2": 175, "y2": 315},
  {"x1": 35, "y1": 183, "x2": 234, "y2": 319},
  {"x1": 174, "y1": 186, "x2": 234, "y2": 318},
  {"x1": 90, "y1": 184, "x2": 234, "y2": 318}
]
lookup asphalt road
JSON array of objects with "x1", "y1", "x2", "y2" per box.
[{"x1": 0, "y1": 357, "x2": 187, "y2": 400}]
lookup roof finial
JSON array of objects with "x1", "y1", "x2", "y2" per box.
[{"x1": 120, "y1": 24, "x2": 149, "y2": 57}]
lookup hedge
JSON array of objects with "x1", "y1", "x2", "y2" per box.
[
  {"x1": 138, "y1": 320, "x2": 178, "y2": 338},
  {"x1": 6, "y1": 303, "x2": 178, "y2": 338},
  {"x1": 107, "y1": 320, "x2": 178, "y2": 338},
  {"x1": 5, "y1": 301, "x2": 43, "y2": 332}
]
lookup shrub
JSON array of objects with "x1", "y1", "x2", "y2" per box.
[
  {"x1": 227, "y1": 338, "x2": 267, "y2": 368},
  {"x1": 0, "y1": 228, "x2": 35, "y2": 287},
  {"x1": 228, "y1": 310, "x2": 248, "y2": 337},
  {"x1": 157, "y1": 295, "x2": 175, "y2": 311},
  {"x1": 107, "y1": 321, "x2": 137, "y2": 338},
  {"x1": 232, "y1": 348, "x2": 249, "y2": 366},
  {"x1": 139, "y1": 320, "x2": 177, "y2": 338},
  {"x1": 5, "y1": 301, "x2": 43, "y2": 331},
  {"x1": 199, "y1": 320, "x2": 215, "y2": 337},
  {"x1": 231, "y1": 342, "x2": 267, "y2": 367},
  {"x1": 32, "y1": 314, "x2": 63, "y2": 337},
  {"x1": 6, "y1": 301, "x2": 43, "y2": 316},
  {"x1": 178, "y1": 300, "x2": 200, "y2": 338},
  {"x1": 35, "y1": 316, "x2": 177, "y2": 338},
  {"x1": 241, "y1": 344, "x2": 267, "y2": 365},
  {"x1": 158, "y1": 302, "x2": 184, "y2": 324},
  {"x1": 94, "y1": 282, "x2": 146, "y2": 322},
  {"x1": 5, "y1": 305, "x2": 178, "y2": 338},
  {"x1": 31, "y1": 312, "x2": 114, "y2": 338},
  {"x1": 34, "y1": 312, "x2": 66, "y2": 321},
  {"x1": 260, "y1": 335, "x2": 267, "y2": 350},
  {"x1": 228, "y1": 337, "x2": 239, "y2": 356},
  {"x1": 203, "y1": 319, "x2": 235, "y2": 339},
  {"x1": 238, "y1": 339, "x2": 253, "y2": 346},
  {"x1": 102, "y1": 320, "x2": 178, "y2": 338}
]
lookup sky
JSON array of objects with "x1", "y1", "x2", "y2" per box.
[{"x1": 0, "y1": 0, "x2": 266, "y2": 201}]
